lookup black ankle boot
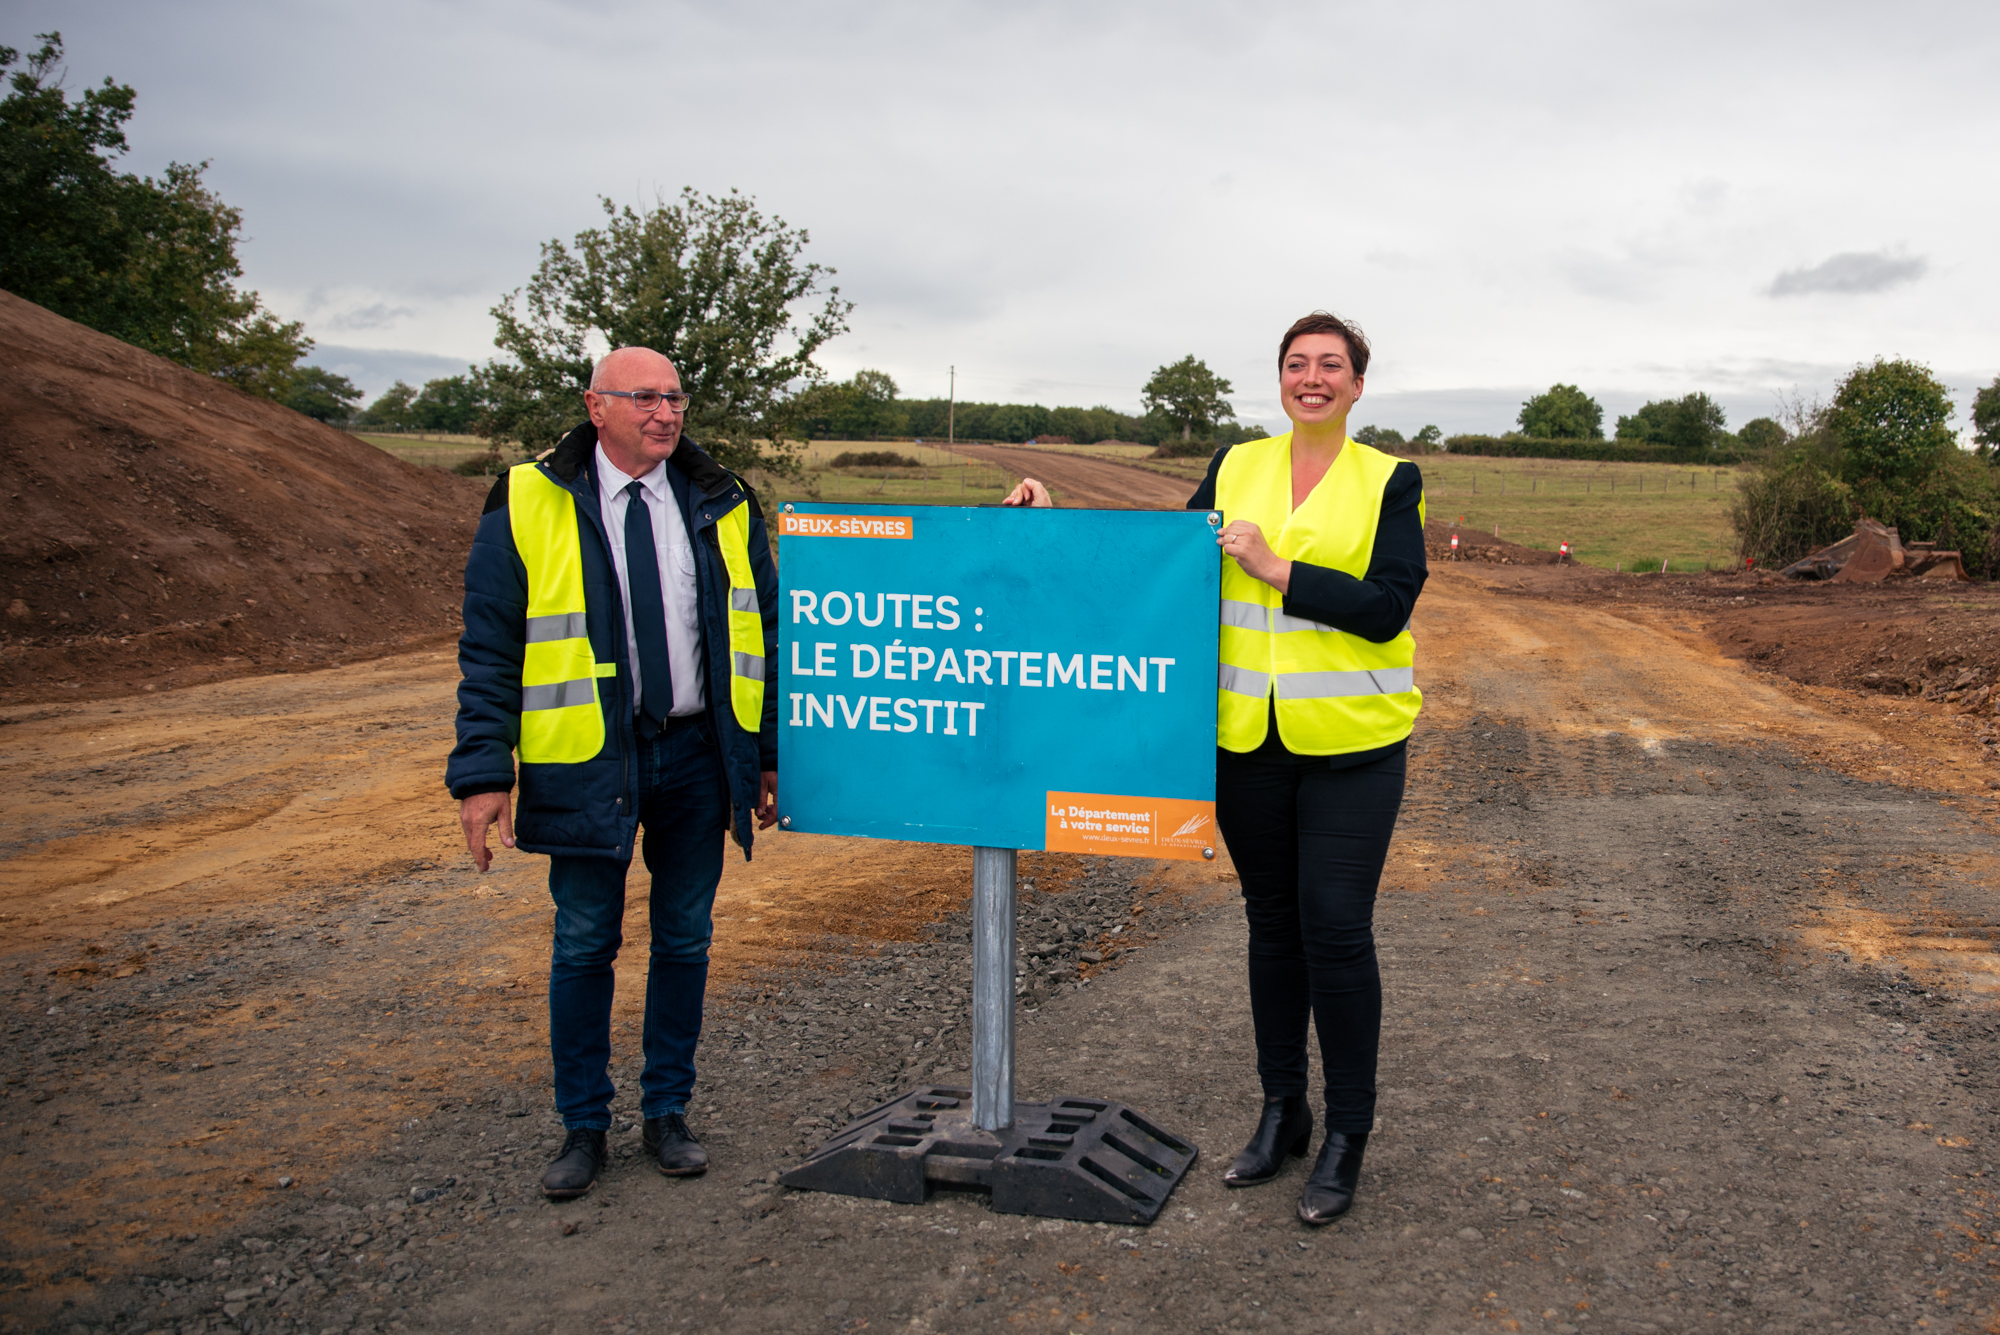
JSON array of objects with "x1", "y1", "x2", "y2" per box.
[
  {"x1": 1222, "y1": 1095, "x2": 1313, "y2": 1187},
  {"x1": 1297, "y1": 1129, "x2": 1367, "y2": 1225}
]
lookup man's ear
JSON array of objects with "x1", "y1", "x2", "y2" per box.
[{"x1": 583, "y1": 391, "x2": 605, "y2": 428}]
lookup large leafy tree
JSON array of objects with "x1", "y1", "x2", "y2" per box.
[
  {"x1": 358, "y1": 380, "x2": 419, "y2": 429},
  {"x1": 1616, "y1": 393, "x2": 1727, "y2": 454},
  {"x1": 411, "y1": 373, "x2": 483, "y2": 433},
  {"x1": 799, "y1": 368, "x2": 905, "y2": 440},
  {"x1": 1737, "y1": 417, "x2": 1787, "y2": 453},
  {"x1": 1516, "y1": 384, "x2": 1603, "y2": 439},
  {"x1": 1142, "y1": 355, "x2": 1234, "y2": 442},
  {"x1": 0, "y1": 33, "x2": 308, "y2": 394},
  {"x1": 281, "y1": 366, "x2": 362, "y2": 423},
  {"x1": 1829, "y1": 357, "x2": 1956, "y2": 488},
  {"x1": 483, "y1": 188, "x2": 852, "y2": 474}
]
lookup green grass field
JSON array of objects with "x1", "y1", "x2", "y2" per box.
[
  {"x1": 751, "y1": 440, "x2": 1017, "y2": 508},
  {"x1": 981, "y1": 443, "x2": 1746, "y2": 570},
  {"x1": 1420, "y1": 455, "x2": 1745, "y2": 571},
  {"x1": 353, "y1": 432, "x2": 500, "y2": 472}
]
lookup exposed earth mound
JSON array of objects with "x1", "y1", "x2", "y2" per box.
[{"x1": 0, "y1": 290, "x2": 487, "y2": 705}]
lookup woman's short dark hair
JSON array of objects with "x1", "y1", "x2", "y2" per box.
[{"x1": 1279, "y1": 311, "x2": 1370, "y2": 377}]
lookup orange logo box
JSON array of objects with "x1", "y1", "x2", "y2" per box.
[
  {"x1": 778, "y1": 513, "x2": 914, "y2": 539},
  {"x1": 1044, "y1": 791, "x2": 1216, "y2": 862}
]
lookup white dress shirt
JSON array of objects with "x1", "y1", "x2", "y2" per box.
[{"x1": 596, "y1": 443, "x2": 706, "y2": 718}]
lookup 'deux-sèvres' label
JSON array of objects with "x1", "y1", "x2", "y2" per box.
[{"x1": 779, "y1": 513, "x2": 913, "y2": 539}]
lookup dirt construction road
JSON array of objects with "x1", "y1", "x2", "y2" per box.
[
  {"x1": 8, "y1": 560, "x2": 2000, "y2": 1332},
  {"x1": 948, "y1": 445, "x2": 1196, "y2": 510}
]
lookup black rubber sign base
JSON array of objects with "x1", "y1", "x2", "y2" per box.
[{"x1": 778, "y1": 1086, "x2": 1199, "y2": 1225}]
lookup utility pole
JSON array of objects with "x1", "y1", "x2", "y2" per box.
[{"x1": 948, "y1": 365, "x2": 956, "y2": 449}]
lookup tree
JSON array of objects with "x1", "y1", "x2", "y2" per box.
[
  {"x1": 282, "y1": 366, "x2": 362, "y2": 423},
  {"x1": 1142, "y1": 355, "x2": 1234, "y2": 442},
  {"x1": 358, "y1": 381, "x2": 418, "y2": 429},
  {"x1": 1828, "y1": 358, "x2": 1956, "y2": 488},
  {"x1": 0, "y1": 34, "x2": 309, "y2": 393},
  {"x1": 1966, "y1": 374, "x2": 1999, "y2": 455},
  {"x1": 1737, "y1": 417, "x2": 1787, "y2": 453},
  {"x1": 411, "y1": 374, "x2": 484, "y2": 433},
  {"x1": 1353, "y1": 425, "x2": 1406, "y2": 448},
  {"x1": 484, "y1": 187, "x2": 852, "y2": 474},
  {"x1": 1516, "y1": 384, "x2": 1603, "y2": 439},
  {"x1": 1616, "y1": 393, "x2": 1727, "y2": 453},
  {"x1": 1413, "y1": 424, "x2": 1443, "y2": 452}
]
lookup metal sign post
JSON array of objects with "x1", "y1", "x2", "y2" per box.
[{"x1": 970, "y1": 845, "x2": 1016, "y2": 1131}]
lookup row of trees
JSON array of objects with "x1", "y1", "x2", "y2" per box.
[
  {"x1": 0, "y1": 34, "x2": 326, "y2": 403},
  {"x1": 788, "y1": 361, "x2": 1266, "y2": 453},
  {"x1": 1513, "y1": 382, "x2": 1784, "y2": 455}
]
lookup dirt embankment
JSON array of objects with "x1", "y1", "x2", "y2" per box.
[
  {"x1": 1488, "y1": 563, "x2": 2000, "y2": 726},
  {"x1": 0, "y1": 291, "x2": 488, "y2": 706}
]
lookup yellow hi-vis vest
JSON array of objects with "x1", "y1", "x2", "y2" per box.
[
  {"x1": 1214, "y1": 433, "x2": 1423, "y2": 755},
  {"x1": 507, "y1": 462, "x2": 766, "y2": 764}
]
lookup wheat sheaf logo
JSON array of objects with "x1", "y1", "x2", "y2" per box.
[{"x1": 1169, "y1": 812, "x2": 1211, "y2": 839}]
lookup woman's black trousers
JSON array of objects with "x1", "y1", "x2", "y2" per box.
[{"x1": 1215, "y1": 740, "x2": 1406, "y2": 1135}]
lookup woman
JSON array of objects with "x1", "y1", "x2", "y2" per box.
[{"x1": 1005, "y1": 311, "x2": 1425, "y2": 1225}]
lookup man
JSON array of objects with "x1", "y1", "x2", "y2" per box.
[{"x1": 447, "y1": 346, "x2": 779, "y2": 1200}]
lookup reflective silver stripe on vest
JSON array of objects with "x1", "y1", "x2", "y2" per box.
[
  {"x1": 525, "y1": 611, "x2": 589, "y2": 643},
  {"x1": 1219, "y1": 598, "x2": 1268, "y2": 631},
  {"x1": 521, "y1": 677, "x2": 597, "y2": 711},
  {"x1": 1221, "y1": 599, "x2": 1334, "y2": 635},
  {"x1": 730, "y1": 586, "x2": 758, "y2": 613},
  {"x1": 1275, "y1": 666, "x2": 1415, "y2": 699},
  {"x1": 1218, "y1": 662, "x2": 1270, "y2": 696},
  {"x1": 1270, "y1": 609, "x2": 1335, "y2": 634},
  {"x1": 734, "y1": 650, "x2": 766, "y2": 681}
]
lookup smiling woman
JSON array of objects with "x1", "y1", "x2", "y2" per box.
[
  {"x1": 1000, "y1": 312, "x2": 1431, "y2": 1224},
  {"x1": 1187, "y1": 311, "x2": 1431, "y2": 1228}
]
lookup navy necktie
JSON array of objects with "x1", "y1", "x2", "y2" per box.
[{"x1": 623, "y1": 479, "x2": 674, "y2": 737}]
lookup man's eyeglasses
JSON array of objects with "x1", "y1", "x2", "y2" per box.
[{"x1": 595, "y1": 389, "x2": 691, "y2": 414}]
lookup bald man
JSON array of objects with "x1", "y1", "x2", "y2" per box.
[{"x1": 447, "y1": 347, "x2": 780, "y2": 1199}]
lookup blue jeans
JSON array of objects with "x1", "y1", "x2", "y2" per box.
[{"x1": 546, "y1": 718, "x2": 730, "y2": 1130}]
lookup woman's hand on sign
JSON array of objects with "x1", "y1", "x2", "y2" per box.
[
  {"x1": 1218, "y1": 520, "x2": 1292, "y2": 595},
  {"x1": 1001, "y1": 477, "x2": 1053, "y2": 508}
]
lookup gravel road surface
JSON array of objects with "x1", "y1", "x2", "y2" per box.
[{"x1": 7, "y1": 563, "x2": 2000, "y2": 1334}]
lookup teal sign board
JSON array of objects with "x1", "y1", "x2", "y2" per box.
[{"x1": 774, "y1": 504, "x2": 1220, "y2": 856}]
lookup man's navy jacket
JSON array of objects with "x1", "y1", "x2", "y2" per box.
[{"x1": 445, "y1": 422, "x2": 780, "y2": 860}]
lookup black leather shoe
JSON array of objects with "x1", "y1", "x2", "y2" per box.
[
  {"x1": 1297, "y1": 1129, "x2": 1368, "y2": 1225},
  {"x1": 1222, "y1": 1095, "x2": 1313, "y2": 1188},
  {"x1": 541, "y1": 1127, "x2": 607, "y2": 1200},
  {"x1": 643, "y1": 1113, "x2": 709, "y2": 1177}
]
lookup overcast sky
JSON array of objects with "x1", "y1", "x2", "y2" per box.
[{"x1": 15, "y1": 0, "x2": 1998, "y2": 435}]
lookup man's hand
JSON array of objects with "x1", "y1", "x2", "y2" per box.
[
  {"x1": 757, "y1": 771, "x2": 779, "y2": 830},
  {"x1": 1000, "y1": 478, "x2": 1053, "y2": 508},
  {"x1": 460, "y1": 791, "x2": 515, "y2": 872}
]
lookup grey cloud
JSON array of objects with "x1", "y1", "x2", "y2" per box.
[
  {"x1": 1769, "y1": 251, "x2": 1927, "y2": 297},
  {"x1": 319, "y1": 302, "x2": 419, "y2": 333}
]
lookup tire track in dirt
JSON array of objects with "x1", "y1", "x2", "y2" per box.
[{"x1": 948, "y1": 445, "x2": 1195, "y2": 510}]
